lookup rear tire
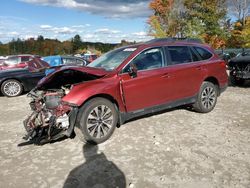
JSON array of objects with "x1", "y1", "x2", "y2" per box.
[
  {"x1": 75, "y1": 97, "x2": 118, "y2": 144},
  {"x1": 1, "y1": 79, "x2": 23, "y2": 97},
  {"x1": 193, "y1": 81, "x2": 218, "y2": 113}
]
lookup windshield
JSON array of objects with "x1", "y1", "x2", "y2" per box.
[{"x1": 87, "y1": 47, "x2": 136, "y2": 71}]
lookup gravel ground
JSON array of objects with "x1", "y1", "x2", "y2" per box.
[{"x1": 0, "y1": 83, "x2": 249, "y2": 188}]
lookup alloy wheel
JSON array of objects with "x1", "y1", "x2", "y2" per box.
[
  {"x1": 201, "y1": 86, "x2": 216, "y2": 110},
  {"x1": 3, "y1": 81, "x2": 22, "y2": 97},
  {"x1": 86, "y1": 105, "x2": 114, "y2": 139}
]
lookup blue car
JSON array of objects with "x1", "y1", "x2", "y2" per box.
[{"x1": 42, "y1": 55, "x2": 87, "y2": 75}]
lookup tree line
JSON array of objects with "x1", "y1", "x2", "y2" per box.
[{"x1": 0, "y1": 35, "x2": 118, "y2": 56}]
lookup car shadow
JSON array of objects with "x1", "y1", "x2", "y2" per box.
[
  {"x1": 235, "y1": 80, "x2": 250, "y2": 88},
  {"x1": 228, "y1": 78, "x2": 250, "y2": 88},
  {"x1": 63, "y1": 143, "x2": 126, "y2": 188}
]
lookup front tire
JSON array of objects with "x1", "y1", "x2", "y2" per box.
[
  {"x1": 75, "y1": 97, "x2": 118, "y2": 144},
  {"x1": 1, "y1": 79, "x2": 23, "y2": 97},
  {"x1": 193, "y1": 81, "x2": 218, "y2": 113}
]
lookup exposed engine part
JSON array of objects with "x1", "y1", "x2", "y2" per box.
[
  {"x1": 44, "y1": 92, "x2": 64, "y2": 109},
  {"x1": 22, "y1": 89, "x2": 74, "y2": 145},
  {"x1": 61, "y1": 86, "x2": 71, "y2": 95},
  {"x1": 20, "y1": 69, "x2": 100, "y2": 145}
]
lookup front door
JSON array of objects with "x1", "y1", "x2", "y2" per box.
[{"x1": 119, "y1": 47, "x2": 171, "y2": 112}]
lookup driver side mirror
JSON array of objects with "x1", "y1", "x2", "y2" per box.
[{"x1": 128, "y1": 63, "x2": 138, "y2": 78}]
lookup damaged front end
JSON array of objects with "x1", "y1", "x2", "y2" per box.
[
  {"x1": 22, "y1": 68, "x2": 105, "y2": 145},
  {"x1": 23, "y1": 88, "x2": 78, "y2": 145}
]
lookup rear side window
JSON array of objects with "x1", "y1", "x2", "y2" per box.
[
  {"x1": 168, "y1": 46, "x2": 192, "y2": 65},
  {"x1": 194, "y1": 47, "x2": 213, "y2": 60}
]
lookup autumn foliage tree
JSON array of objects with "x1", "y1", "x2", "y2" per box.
[
  {"x1": 227, "y1": 15, "x2": 250, "y2": 48},
  {"x1": 148, "y1": 0, "x2": 228, "y2": 49},
  {"x1": 229, "y1": 0, "x2": 250, "y2": 48},
  {"x1": 184, "y1": 0, "x2": 227, "y2": 48},
  {"x1": 148, "y1": 0, "x2": 186, "y2": 38},
  {"x1": 242, "y1": 16, "x2": 250, "y2": 48}
]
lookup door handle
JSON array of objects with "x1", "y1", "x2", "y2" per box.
[{"x1": 161, "y1": 73, "x2": 170, "y2": 78}]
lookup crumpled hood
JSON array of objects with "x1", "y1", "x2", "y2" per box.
[
  {"x1": 37, "y1": 66, "x2": 108, "y2": 88},
  {"x1": 60, "y1": 66, "x2": 109, "y2": 76}
]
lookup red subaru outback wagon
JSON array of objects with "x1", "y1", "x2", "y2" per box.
[{"x1": 23, "y1": 38, "x2": 228, "y2": 145}]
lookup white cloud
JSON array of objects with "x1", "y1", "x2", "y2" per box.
[
  {"x1": 55, "y1": 27, "x2": 76, "y2": 34},
  {"x1": 0, "y1": 15, "x2": 152, "y2": 44},
  {"x1": 95, "y1": 28, "x2": 121, "y2": 34},
  {"x1": 72, "y1": 24, "x2": 90, "y2": 28},
  {"x1": 40, "y1": 25, "x2": 52, "y2": 29},
  {"x1": 83, "y1": 34, "x2": 94, "y2": 39},
  {"x1": 40, "y1": 25, "x2": 77, "y2": 34},
  {"x1": 133, "y1": 31, "x2": 147, "y2": 36},
  {"x1": 20, "y1": 0, "x2": 152, "y2": 18},
  {"x1": 9, "y1": 31, "x2": 19, "y2": 36},
  {"x1": 23, "y1": 34, "x2": 37, "y2": 40}
]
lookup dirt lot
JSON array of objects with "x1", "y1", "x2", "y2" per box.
[{"x1": 0, "y1": 83, "x2": 249, "y2": 188}]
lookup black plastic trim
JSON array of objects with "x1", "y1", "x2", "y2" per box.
[
  {"x1": 63, "y1": 107, "x2": 78, "y2": 137},
  {"x1": 119, "y1": 96, "x2": 197, "y2": 124}
]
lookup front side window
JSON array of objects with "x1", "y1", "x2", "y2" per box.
[
  {"x1": 88, "y1": 47, "x2": 136, "y2": 71},
  {"x1": 168, "y1": 46, "x2": 192, "y2": 65},
  {"x1": 124, "y1": 48, "x2": 164, "y2": 72}
]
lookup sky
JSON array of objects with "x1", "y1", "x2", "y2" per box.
[{"x1": 0, "y1": 0, "x2": 153, "y2": 44}]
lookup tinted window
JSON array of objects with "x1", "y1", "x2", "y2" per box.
[
  {"x1": 194, "y1": 47, "x2": 213, "y2": 60},
  {"x1": 124, "y1": 48, "x2": 164, "y2": 72},
  {"x1": 168, "y1": 46, "x2": 192, "y2": 64}
]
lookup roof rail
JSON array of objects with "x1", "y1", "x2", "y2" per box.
[{"x1": 146, "y1": 38, "x2": 203, "y2": 44}]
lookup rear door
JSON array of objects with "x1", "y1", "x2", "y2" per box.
[
  {"x1": 119, "y1": 47, "x2": 172, "y2": 112},
  {"x1": 164, "y1": 46, "x2": 205, "y2": 100}
]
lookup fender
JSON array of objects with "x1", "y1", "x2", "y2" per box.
[{"x1": 62, "y1": 78, "x2": 126, "y2": 112}]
